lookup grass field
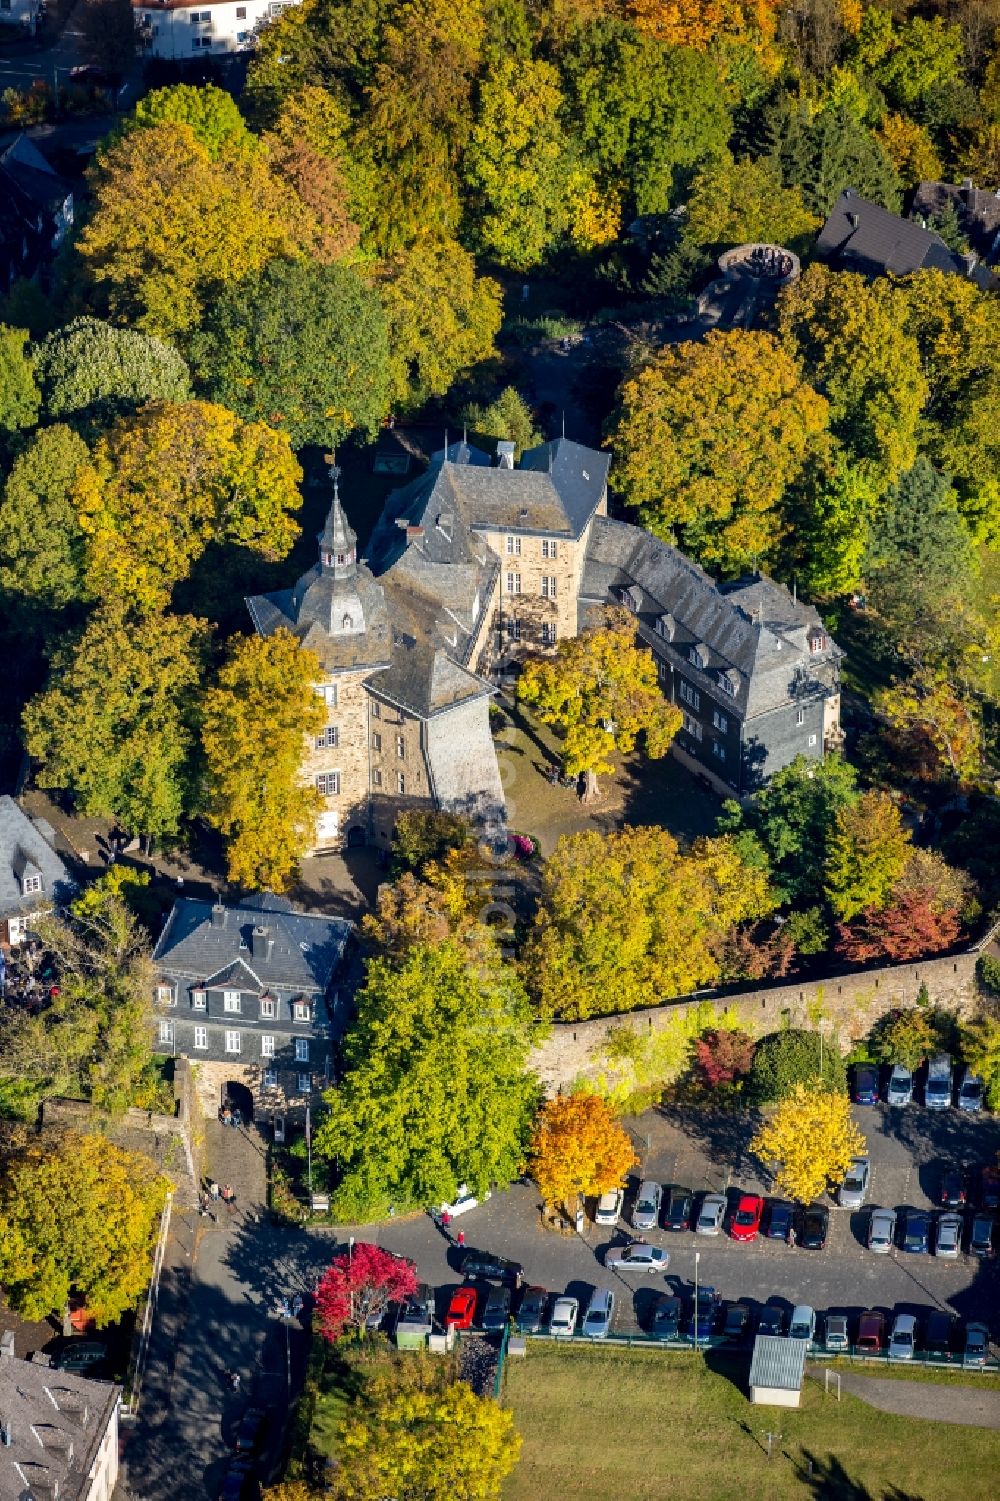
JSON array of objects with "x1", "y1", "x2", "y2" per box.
[{"x1": 502, "y1": 1345, "x2": 999, "y2": 1501}]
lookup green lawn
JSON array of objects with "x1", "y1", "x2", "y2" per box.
[{"x1": 502, "y1": 1345, "x2": 999, "y2": 1501}]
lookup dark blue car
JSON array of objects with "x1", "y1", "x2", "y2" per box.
[
  {"x1": 903, "y1": 1209, "x2": 930, "y2": 1254},
  {"x1": 688, "y1": 1286, "x2": 721, "y2": 1339},
  {"x1": 853, "y1": 1065, "x2": 880, "y2": 1105}
]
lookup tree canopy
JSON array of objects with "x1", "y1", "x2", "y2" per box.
[
  {"x1": 528, "y1": 1092, "x2": 637, "y2": 1212},
  {"x1": 0, "y1": 424, "x2": 91, "y2": 616},
  {"x1": 33, "y1": 317, "x2": 191, "y2": 431},
  {"x1": 751, "y1": 1083, "x2": 866, "y2": 1203}
]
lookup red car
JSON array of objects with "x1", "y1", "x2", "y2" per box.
[
  {"x1": 445, "y1": 1285, "x2": 477, "y2": 1330},
  {"x1": 729, "y1": 1193, "x2": 765, "y2": 1242}
]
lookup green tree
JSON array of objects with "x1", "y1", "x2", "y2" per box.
[
  {"x1": 772, "y1": 104, "x2": 901, "y2": 218},
  {"x1": 128, "y1": 83, "x2": 257, "y2": 160},
  {"x1": 315, "y1": 939, "x2": 537, "y2": 1220},
  {"x1": 0, "y1": 1130, "x2": 170, "y2": 1324},
  {"x1": 523, "y1": 826, "x2": 773, "y2": 1021},
  {"x1": 0, "y1": 323, "x2": 40, "y2": 439},
  {"x1": 461, "y1": 387, "x2": 541, "y2": 460},
  {"x1": 683, "y1": 150, "x2": 819, "y2": 250},
  {"x1": 0, "y1": 424, "x2": 91, "y2": 614},
  {"x1": 389, "y1": 810, "x2": 472, "y2": 878},
  {"x1": 748, "y1": 1027, "x2": 847, "y2": 1102},
  {"x1": 961, "y1": 1014, "x2": 1000, "y2": 1111},
  {"x1": 201, "y1": 629, "x2": 326, "y2": 891},
  {"x1": 33, "y1": 317, "x2": 191, "y2": 432},
  {"x1": 609, "y1": 329, "x2": 830, "y2": 573},
  {"x1": 23, "y1": 606, "x2": 209, "y2": 840},
  {"x1": 718, "y1": 753, "x2": 859, "y2": 907},
  {"x1": 377, "y1": 236, "x2": 503, "y2": 410},
  {"x1": 872, "y1": 14, "x2": 965, "y2": 113},
  {"x1": 517, "y1": 612, "x2": 682, "y2": 799},
  {"x1": 824, "y1": 789, "x2": 911, "y2": 921},
  {"x1": 868, "y1": 1005, "x2": 939, "y2": 1070},
  {"x1": 194, "y1": 259, "x2": 390, "y2": 449}
]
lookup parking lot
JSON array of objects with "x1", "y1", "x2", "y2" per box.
[{"x1": 329, "y1": 1100, "x2": 1000, "y2": 1345}]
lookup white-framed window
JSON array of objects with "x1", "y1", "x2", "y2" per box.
[
  {"x1": 506, "y1": 572, "x2": 521, "y2": 595},
  {"x1": 541, "y1": 575, "x2": 557, "y2": 598},
  {"x1": 315, "y1": 725, "x2": 339, "y2": 749},
  {"x1": 298, "y1": 1073, "x2": 312, "y2": 1094},
  {"x1": 506, "y1": 618, "x2": 521, "y2": 642},
  {"x1": 712, "y1": 742, "x2": 726, "y2": 762},
  {"x1": 156, "y1": 984, "x2": 174, "y2": 1006},
  {"x1": 316, "y1": 682, "x2": 338, "y2": 708},
  {"x1": 397, "y1": 771, "x2": 406, "y2": 794},
  {"x1": 316, "y1": 772, "x2": 340, "y2": 795},
  {"x1": 158, "y1": 1020, "x2": 173, "y2": 1045},
  {"x1": 372, "y1": 768, "x2": 383, "y2": 788},
  {"x1": 293, "y1": 1001, "x2": 310, "y2": 1023},
  {"x1": 683, "y1": 713, "x2": 702, "y2": 741},
  {"x1": 225, "y1": 1030, "x2": 241, "y2": 1054},
  {"x1": 263, "y1": 1067, "x2": 278, "y2": 1089},
  {"x1": 294, "y1": 1038, "x2": 309, "y2": 1063},
  {"x1": 541, "y1": 538, "x2": 558, "y2": 560},
  {"x1": 194, "y1": 1026, "x2": 208, "y2": 1050},
  {"x1": 396, "y1": 735, "x2": 406, "y2": 759},
  {"x1": 718, "y1": 673, "x2": 736, "y2": 696},
  {"x1": 505, "y1": 535, "x2": 521, "y2": 555},
  {"x1": 809, "y1": 633, "x2": 827, "y2": 655},
  {"x1": 808, "y1": 733, "x2": 818, "y2": 747},
  {"x1": 370, "y1": 699, "x2": 380, "y2": 719},
  {"x1": 191, "y1": 988, "x2": 207, "y2": 1009},
  {"x1": 796, "y1": 707, "x2": 806, "y2": 727},
  {"x1": 689, "y1": 644, "x2": 707, "y2": 669},
  {"x1": 261, "y1": 1035, "x2": 276, "y2": 1057},
  {"x1": 679, "y1": 681, "x2": 699, "y2": 710},
  {"x1": 541, "y1": 622, "x2": 557, "y2": 646},
  {"x1": 223, "y1": 990, "x2": 241, "y2": 1012},
  {"x1": 260, "y1": 997, "x2": 275, "y2": 1019},
  {"x1": 371, "y1": 731, "x2": 382, "y2": 751},
  {"x1": 21, "y1": 874, "x2": 42, "y2": 896},
  {"x1": 712, "y1": 710, "x2": 728, "y2": 733},
  {"x1": 656, "y1": 657, "x2": 668, "y2": 684}
]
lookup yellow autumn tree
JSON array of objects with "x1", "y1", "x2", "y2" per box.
[
  {"x1": 751, "y1": 1084, "x2": 866, "y2": 1203},
  {"x1": 824, "y1": 789, "x2": 912, "y2": 921},
  {"x1": 201, "y1": 629, "x2": 325, "y2": 891},
  {"x1": 874, "y1": 670, "x2": 981, "y2": 783},
  {"x1": 529, "y1": 1093, "x2": 637, "y2": 1213},
  {"x1": 517, "y1": 611, "x2": 682, "y2": 800},
  {"x1": 74, "y1": 400, "x2": 302, "y2": 612},
  {"x1": 877, "y1": 114, "x2": 942, "y2": 187}
]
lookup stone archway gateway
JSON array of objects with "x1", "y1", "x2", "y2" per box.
[
  {"x1": 347, "y1": 824, "x2": 367, "y2": 848},
  {"x1": 221, "y1": 1079, "x2": 254, "y2": 1124}
]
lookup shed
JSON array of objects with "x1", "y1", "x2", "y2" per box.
[{"x1": 749, "y1": 1335, "x2": 806, "y2": 1407}]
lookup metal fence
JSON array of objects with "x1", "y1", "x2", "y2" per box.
[{"x1": 519, "y1": 1331, "x2": 999, "y2": 1372}]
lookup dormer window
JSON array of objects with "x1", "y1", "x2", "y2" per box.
[
  {"x1": 689, "y1": 642, "x2": 709, "y2": 670},
  {"x1": 618, "y1": 584, "x2": 642, "y2": 612},
  {"x1": 718, "y1": 668, "x2": 739, "y2": 697},
  {"x1": 21, "y1": 874, "x2": 42, "y2": 896},
  {"x1": 342, "y1": 613, "x2": 353, "y2": 630},
  {"x1": 808, "y1": 629, "x2": 827, "y2": 654},
  {"x1": 655, "y1": 613, "x2": 675, "y2": 641}
]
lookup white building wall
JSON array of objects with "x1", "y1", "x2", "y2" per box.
[
  {"x1": 134, "y1": 0, "x2": 302, "y2": 58},
  {"x1": 84, "y1": 1394, "x2": 121, "y2": 1501}
]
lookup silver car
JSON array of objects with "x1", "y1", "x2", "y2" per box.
[
  {"x1": 594, "y1": 1189, "x2": 624, "y2": 1226},
  {"x1": 549, "y1": 1296, "x2": 578, "y2": 1338},
  {"x1": 632, "y1": 1180, "x2": 662, "y2": 1232},
  {"x1": 696, "y1": 1192, "x2": 727, "y2": 1236},
  {"x1": 581, "y1": 1288, "x2": 615, "y2": 1339},
  {"x1": 603, "y1": 1241, "x2": 670, "y2": 1273},
  {"x1": 789, "y1": 1305, "x2": 816, "y2": 1342},
  {"x1": 839, "y1": 1156, "x2": 870, "y2": 1209},
  {"x1": 868, "y1": 1207, "x2": 897, "y2": 1253},
  {"x1": 935, "y1": 1213, "x2": 963, "y2": 1259},
  {"x1": 887, "y1": 1064, "x2": 913, "y2": 1107},
  {"x1": 889, "y1": 1312, "x2": 917, "y2": 1361}
]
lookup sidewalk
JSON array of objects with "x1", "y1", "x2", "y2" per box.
[{"x1": 838, "y1": 1371, "x2": 1000, "y2": 1429}]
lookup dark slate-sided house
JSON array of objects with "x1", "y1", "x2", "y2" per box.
[
  {"x1": 815, "y1": 186, "x2": 991, "y2": 287},
  {"x1": 151, "y1": 894, "x2": 352, "y2": 1126},
  {"x1": 0, "y1": 795, "x2": 75, "y2": 947},
  {"x1": 580, "y1": 518, "x2": 842, "y2": 795}
]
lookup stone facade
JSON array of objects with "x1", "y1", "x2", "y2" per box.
[
  {"x1": 528, "y1": 949, "x2": 983, "y2": 1094},
  {"x1": 301, "y1": 667, "x2": 372, "y2": 851}
]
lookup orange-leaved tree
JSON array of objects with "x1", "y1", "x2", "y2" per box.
[{"x1": 529, "y1": 1093, "x2": 637, "y2": 1215}]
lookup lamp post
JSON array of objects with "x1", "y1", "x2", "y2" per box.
[{"x1": 694, "y1": 1251, "x2": 700, "y2": 1355}]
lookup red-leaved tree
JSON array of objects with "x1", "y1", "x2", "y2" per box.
[
  {"x1": 835, "y1": 888, "x2": 961, "y2": 965},
  {"x1": 694, "y1": 1028, "x2": 755, "y2": 1088},
  {"x1": 315, "y1": 1243, "x2": 419, "y2": 1343}
]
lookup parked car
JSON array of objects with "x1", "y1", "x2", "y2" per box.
[
  {"x1": 445, "y1": 1285, "x2": 478, "y2": 1330},
  {"x1": 939, "y1": 1167, "x2": 967, "y2": 1208},
  {"x1": 970, "y1": 1213, "x2": 996, "y2": 1258},
  {"x1": 796, "y1": 1204, "x2": 830, "y2": 1250},
  {"x1": 839, "y1": 1157, "x2": 870, "y2": 1209},
  {"x1": 925, "y1": 1053, "x2": 953, "y2": 1109},
  {"x1": 758, "y1": 1302, "x2": 785, "y2": 1336},
  {"x1": 957, "y1": 1068, "x2": 984, "y2": 1113},
  {"x1": 978, "y1": 1165, "x2": 1000, "y2": 1211},
  {"x1": 789, "y1": 1305, "x2": 816, "y2": 1342},
  {"x1": 440, "y1": 1184, "x2": 491, "y2": 1218},
  {"x1": 515, "y1": 1285, "x2": 550, "y2": 1334},
  {"x1": 594, "y1": 1189, "x2": 624, "y2": 1226},
  {"x1": 460, "y1": 1250, "x2": 523, "y2": 1286},
  {"x1": 235, "y1": 1407, "x2": 267, "y2": 1455},
  {"x1": 853, "y1": 1064, "x2": 880, "y2": 1105},
  {"x1": 868, "y1": 1207, "x2": 897, "y2": 1254},
  {"x1": 925, "y1": 1309, "x2": 958, "y2": 1361},
  {"x1": 887, "y1": 1064, "x2": 913, "y2": 1107},
  {"x1": 219, "y1": 1460, "x2": 254, "y2": 1501},
  {"x1": 763, "y1": 1199, "x2": 795, "y2": 1243},
  {"x1": 857, "y1": 1310, "x2": 885, "y2": 1354},
  {"x1": 604, "y1": 1241, "x2": 669, "y2": 1272},
  {"x1": 56, "y1": 1341, "x2": 108, "y2": 1373},
  {"x1": 722, "y1": 1302, "x2": 751, "y2": 1342},
  {"x1": 935, "y1": 1213, "x2": 964, "y2": 1259},
  {"x1": 397, "y1": 1284, "x2": 435, "y2": 1333},
  {"x1": 647, "y1": 1293, "x2": 682, "y2": 1340},
  {"x1": 824, "y1": 1314, "x2": 850, "y2": 1353},
  {"x1": 632, "y1": 1180, "x2": 662, "y2": 1232},
  {"x1": 889, "y1": 1313, "x2": 917, "y2": 1362},
  {"x1": 481, "y1": 1284, "x2": 511, "y2": 1333},
  {"x1": 663, "y1": 1185, "x2": 694, "y2": 1231},
  {"x1": 964, "y1": 1322, "x2": 990, "y2": 1368},
  {"x1": 730, "y1": 1193, "x2": 764, "y2": 1242},
  {"x1": 549, "y1": 1296, "x2": 578, "y2": 1338},
  {"x1": 689, "y1": 1286, "x2": 721, "y2": 1339},
  {"x1": 581, "y1": 1288, "x2": 614, "y2": 1339},
  {"x1": 902, "y1": 1210, "x2": 930, "y2": 1254},
  {"x1": 696, "y1": 1192, "x2": 727, "y2": 1236}
]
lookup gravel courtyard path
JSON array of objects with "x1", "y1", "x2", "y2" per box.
[{"x1": 838, "y1": 1371, "x2": 1000, "y2": 1428}]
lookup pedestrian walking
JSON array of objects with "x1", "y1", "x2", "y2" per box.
[
  {"x1": 222, "y1": 1184, "x2": 236, "y2": 1207},
  {"x1": 456, "y1": 1229, "x2": 465, "y2": 1249},
  {"x1": 208, "y1": 1180, "x2": 220, "y2": 1200},
  {"x1": 442, "y1": 1209, "x2": 452, "y2": 1234}
]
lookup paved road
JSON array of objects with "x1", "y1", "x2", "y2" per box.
[{"x1": 839, "y1": 1372, "x2": 1000, "y2": 1428}]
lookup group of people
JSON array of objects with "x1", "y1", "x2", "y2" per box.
[
  {"x1": 201, "y1": 1180, "x2": 237, "y2": 1212},
  {"x1": 219, "y1": 1103, "x2": 243, "y2": 1128},
  {"x1": 430, "y1": 1208, "x2": 467, "y2": 1248}
]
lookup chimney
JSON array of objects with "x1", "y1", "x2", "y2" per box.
[
  {"x1": 847, "y1": 211, "x2": 859, "y2": 229},
  {"x1": 0, "y1": 1330, "x2": 14, "y2": 1363},
  {"x1": 210, "y1": 904, "x2": 227, "y2": 929},
  {"x1": 962, "y1": 177, "x2": 974, "y2": 204},
  {"x1": 250, "y1": 926, "x2": 273, "y2": 962},
  {"x1": 960, "y1": 250, "x2": 979, "y2": 276},
  {"x1": 495, "y1": 440, "x2": 515, "y2": 470}
]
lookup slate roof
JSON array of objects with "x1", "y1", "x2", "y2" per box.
[
  {"x1": 911, "y1": 179, "x2": 1000, "y2": 264},
  {"x1": 749, "y1": 1335, "x2": 806, "y2": 1392},
  {"x1": 816, "y1": 188, "x2": 978, "y2": 280},
  {"x1": 0, "y1": 795, "x2": 75, "y2": 919},
  {"x1": 152, "y1": 896, "x2": 351, "y2": 994},
  {"x1": 580, "y1": 518, "x2": 840, "y2": 719},
  {"x1": 0, "y1": 1346, "x2": 121, "y2": 1501},
  {"x1": 246, "y1": 563, "x2": 392, "y2": 676}
]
